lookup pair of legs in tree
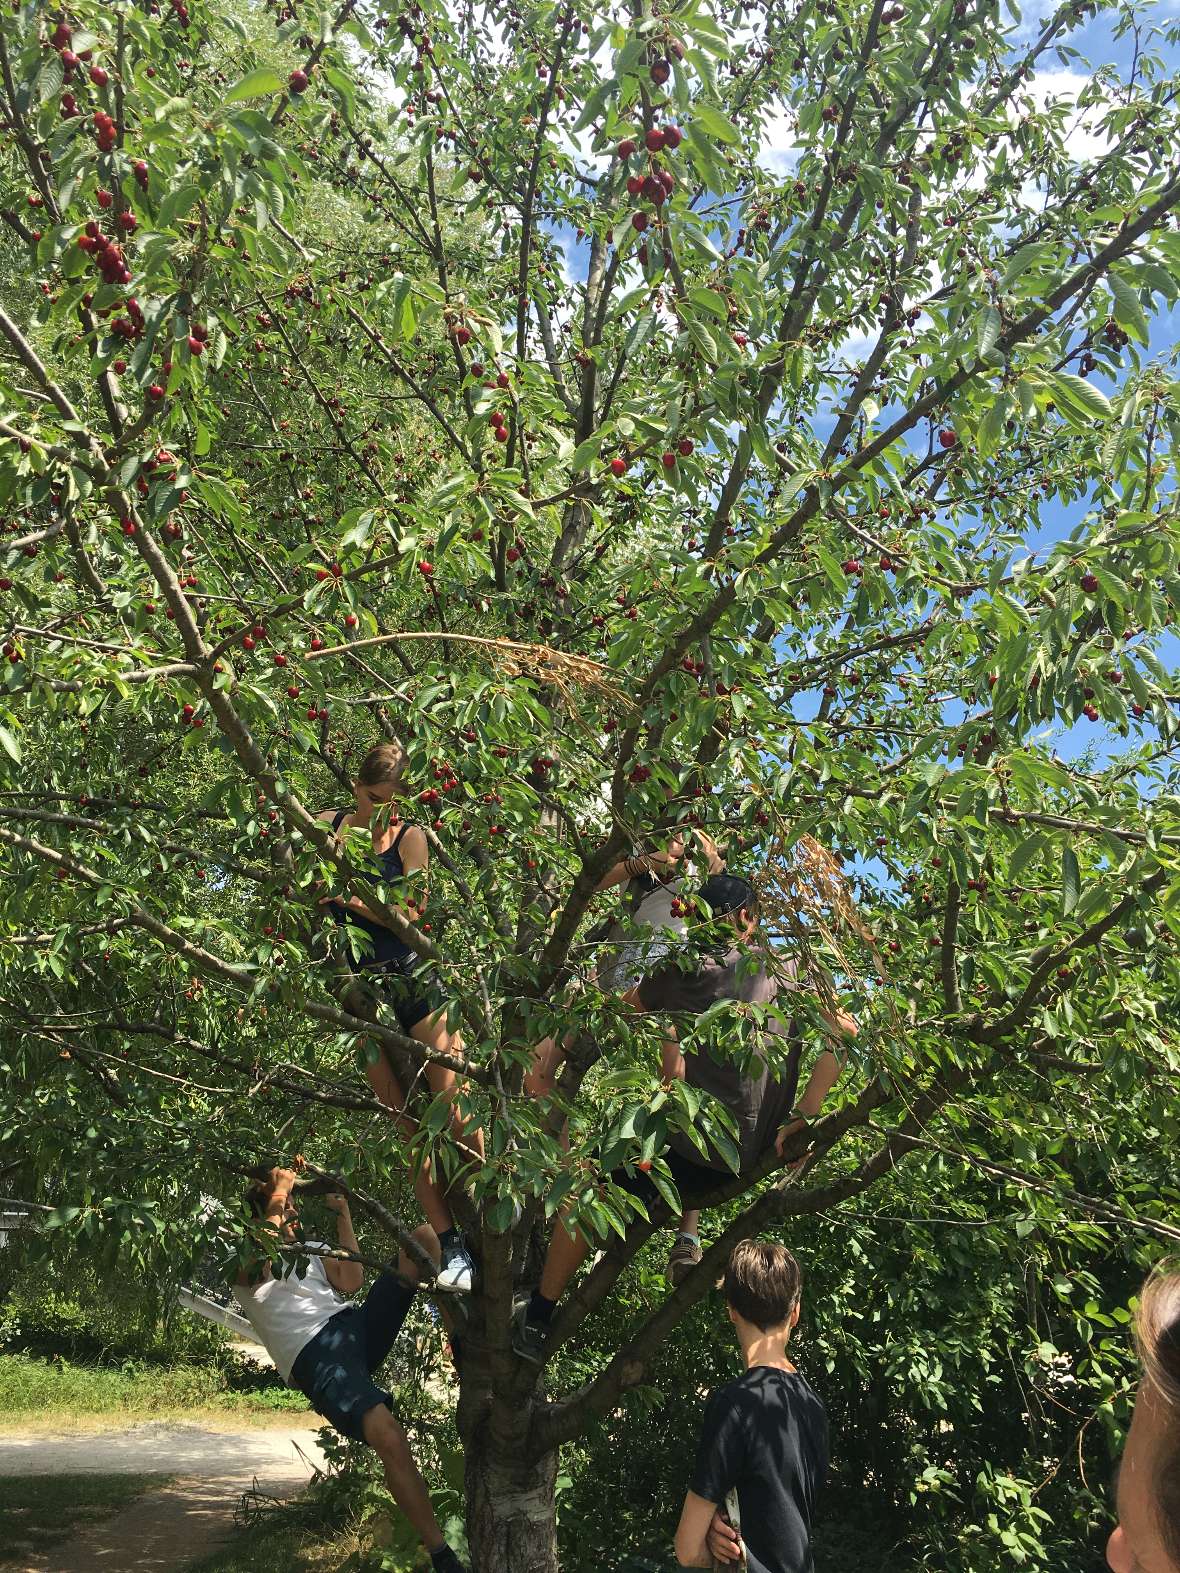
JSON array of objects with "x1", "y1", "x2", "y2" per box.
[
  {"x1": 512, "y1": 1145, "x2": 718, "y2": 1363},
  {"x1": 362, "y1": 973, "x2": 484, "y2": 1291},
  {"x1": 290, "y1": 1225, "x2": 466, "y2": 1573},
  {"x1": 524, "y1": 981, "x2": 703, "y2": 1288}
]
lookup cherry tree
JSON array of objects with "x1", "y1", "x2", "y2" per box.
[{"x1": 1, "y1": 0, "x2": 1179, "y2": 1565}]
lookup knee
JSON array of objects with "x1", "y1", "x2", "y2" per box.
[{"x1": 525, "y1": 1070, "x2": 553, "y2": 1100}]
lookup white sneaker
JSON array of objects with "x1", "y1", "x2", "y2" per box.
[{"x1": 436, "y1": 1237, "x2": 475, "y2": 1293}]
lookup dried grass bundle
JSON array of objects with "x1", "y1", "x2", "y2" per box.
[
  {"x1": 757, "y1": 830, "x2": 883, "y2": 1010},
  {"x1": 309, "y1": 630, "x2": 628, "y2": 711}
]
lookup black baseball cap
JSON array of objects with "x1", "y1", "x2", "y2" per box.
[{"x1": 699, "y1": 873, "x2": 758, "y2": 919}]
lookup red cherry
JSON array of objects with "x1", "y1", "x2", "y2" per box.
[
  {"x1": 938, "y1": 428, "x2": 957, "y2": 449},
  {"x1": 645, "y1": 128, "x2": 666, "y2": 152},
  {"x1": 617, "y1": 137, "x2": 636, "y2": 158},
  {"x1": 609, "y1": 457, "x2": 627, "y2": 477},
  {"x1": 662, "y1": 124, "x2": 682, "y2": 149},
  {"x1": 289, "y1": 68, "x2": 309, "y2": 92},
  {"x1": 631, "y1": 211, "x2": 648, "y2": 232},
  {"x1": 661, "y1": 451, "x2": 676, "y2": 469},
  {"x1": 344, "y1": 613, "x2": 358, "y2": 627},
  {"x1": 677, "y1": 438, "x2": 694, "y2": 457},
  {"x1": 418, "y1": 561, "x2": 434, "y2": 576}
]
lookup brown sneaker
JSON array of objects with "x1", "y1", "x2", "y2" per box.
[{"x1": 666, "y1": 1237, "x2": 703, "y2": 1287}]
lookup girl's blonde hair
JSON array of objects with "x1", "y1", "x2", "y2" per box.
[{"x1": 1135, "y1": 1267, "x2": 1180, "y2": 1561}]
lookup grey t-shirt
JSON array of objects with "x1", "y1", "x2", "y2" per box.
[{"x1": 635, "y1": 947, "x2": 803, "y2": 1172}]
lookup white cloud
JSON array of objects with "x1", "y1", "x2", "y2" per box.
[
  {"x1": 757, "y1": 100, "x2": 803, "y2": 174},
  {"x1": 1018, "y1": 67, "x2": 1114, "y2": 164}
]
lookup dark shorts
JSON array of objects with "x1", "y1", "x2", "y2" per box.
[
  {"x1": 289, "y1": 1271, "x2": 415, "y2": 1442},
  {"x1": 365, "y1": 957, "x2": 446, "y2": 1035},
  {"x1": 609, "y1": 1145, "x2": 728, "y2": 1214}
]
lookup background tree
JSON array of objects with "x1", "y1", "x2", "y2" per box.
[{"x1": 1, "y1": 0, "x2": 1179, "y2": 1567}]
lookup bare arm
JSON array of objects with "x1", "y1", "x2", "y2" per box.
[
  {"x1": 660, "y1": 1028, "x2": 685, "y2": 1085},
  {"x1": 594, "y1": 839, "x2": 686, "y2": 892},
  {"x1": 776, "y1": 1002, "x2": 858, "y2": 1158},
  {"x1": 323, "y1": 1194, "x2": 364, "y2": 1295},
  {"x1": 674, "y1": 1491, "x2": 718, "y2": 1568}
]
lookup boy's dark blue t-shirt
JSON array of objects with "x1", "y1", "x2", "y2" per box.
[{"x1": 689, "y1": 1365, "x2": 828, "y2": 1573}]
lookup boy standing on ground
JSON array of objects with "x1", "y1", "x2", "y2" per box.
[
  {"x1": 233, "y1": 1166, "x2": 468, "y2": 1573},
  {"x1": 674, "y1": 1240, "x2": 828, "y2": 1572}
]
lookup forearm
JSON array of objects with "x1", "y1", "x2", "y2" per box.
[
  {"x1": 333, "y1": 1211, "x2": 364, "y2": 1291},
  {"x1": 661, "y1": 1036, "x2": 685, "y2": 1084},
  {"x1": 795, "y1": 1048, "x2": 842, "y2": 1119}
]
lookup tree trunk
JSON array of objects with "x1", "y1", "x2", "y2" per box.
[{"x1": 465, "y1": 1437, "x2": 559, "y2": 1573}]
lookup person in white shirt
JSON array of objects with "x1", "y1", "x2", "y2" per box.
[{"x1": 234, "y1": 1166, "x2": 467, "y2": 1573}]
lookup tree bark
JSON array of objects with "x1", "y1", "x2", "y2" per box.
[{"x1": 465, "y1": 1437, "x2": 559, "y2": 1573}]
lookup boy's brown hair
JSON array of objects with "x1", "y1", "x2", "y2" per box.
[{"x1": 723, "y1": 1239, "x2": 802, "y2": 1332}]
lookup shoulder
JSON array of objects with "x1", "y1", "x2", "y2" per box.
[
  {"x1": 317, "y1": 807, "x2": 348, "y2": 827},
  {"x1": 397, "y1": 823, "x2": 428, "y2": 861},
  {"x1": 703, "y1": 1375, "x2": 750, "y2": 1419}
]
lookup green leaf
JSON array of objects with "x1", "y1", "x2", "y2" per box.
[
  {"x1": 1061, "y1": 846, "x2": 1080, "y2": 917},
  {"x1": 692, "y1": 104, "x2": 741, "y2": 145},
  {"x1": 223, "y1": 68, "x2": 285, "y2": 104},
  {"x1": 0, "y1": 724, "x2": 21, "y2": 764},
  {"x1": 156, "y1": 184, "x2": 202, "y2": 229},
  {"x1": 1047, "y1": 371, "x2": 1112, "y2": 422},
  {"x1": 36, "y1": 54, "x2": 64, "y2": 103},
  {"x1": 687, "y1": 287, "x2": 729, "y2": 321},
  {"x1": 976, "y1": 305, "x2": 1002, "y2": 359},
  {"x1": 1109, "y1": 271, "x2": 1149, "y2": 345}
]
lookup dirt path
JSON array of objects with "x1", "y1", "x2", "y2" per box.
[{"x1": 2, "y1": 1422, "x2": 329, "y2": 1572}]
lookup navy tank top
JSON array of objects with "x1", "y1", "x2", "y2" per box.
[{"x1": 326, "y1": 808, "x2": 415, "y2": 970}]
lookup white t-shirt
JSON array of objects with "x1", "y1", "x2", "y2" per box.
[{"x1": 233, "y1": 1244, "x2": 344, "y2": 1382}]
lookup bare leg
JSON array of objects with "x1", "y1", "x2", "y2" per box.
[
  {"x1": 678, "y1": 1208, "x2": 701, "y2": 1238},
  {"x1": 525, "y1": 1033, "x2": 573, "y2": 1151},
  {"x1": 525, "y1": 1034, "x2": 565, "y2": 1100},
  {"x1": 364, "y1": 1048, "x2": 454, "y2": 1237},
  {"x1": 413, "y1": 1011, "x2": 486, "y2": 1164},
  {"x1": 538, "y1": 1212, "x2": 593, "y2": 1303},
  {"x1": 362, "y1": 1403, "x2": 448, "y2": 1554}
]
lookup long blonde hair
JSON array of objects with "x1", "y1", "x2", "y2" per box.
[{"x1": 1135, "y1": 1268, "x2": 1180, "y2": 1561}]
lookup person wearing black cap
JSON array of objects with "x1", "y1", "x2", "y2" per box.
[{"x1": 512, "y1": 874, "x2": 856, "y2": 1363}]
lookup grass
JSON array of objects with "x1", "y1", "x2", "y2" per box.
[
  {"x1": 0, "y1": 1352, "x2": 310, "y2": 1428},
  {"x1": 184, "y1": 1517, "x2": 432, "y2": 1573},
  {"x1": 0, "y1": 1472, "x2": 172, "y2": 1566},
  {"x1": 185, "y1": 1519, "x2": 365, "y2": 1573}
]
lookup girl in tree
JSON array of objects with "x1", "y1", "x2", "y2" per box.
[
  {"x1": 525, "y1": 826, "x2": 725, "y2": 1283},
  {"x1": 1107, "y1": 1267, "x2": 1180, "y2": 1573},
  {"x1": 320, "y1": 741, "x2": 477, "y2": 1292}
]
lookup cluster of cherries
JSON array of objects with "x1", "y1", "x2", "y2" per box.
[
  {"x1": 76, "y1": 218, "x2": 132, "y2": 287},
  {"x1": 617, "y1": 123, "x2": 682, "y2": 233}
]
